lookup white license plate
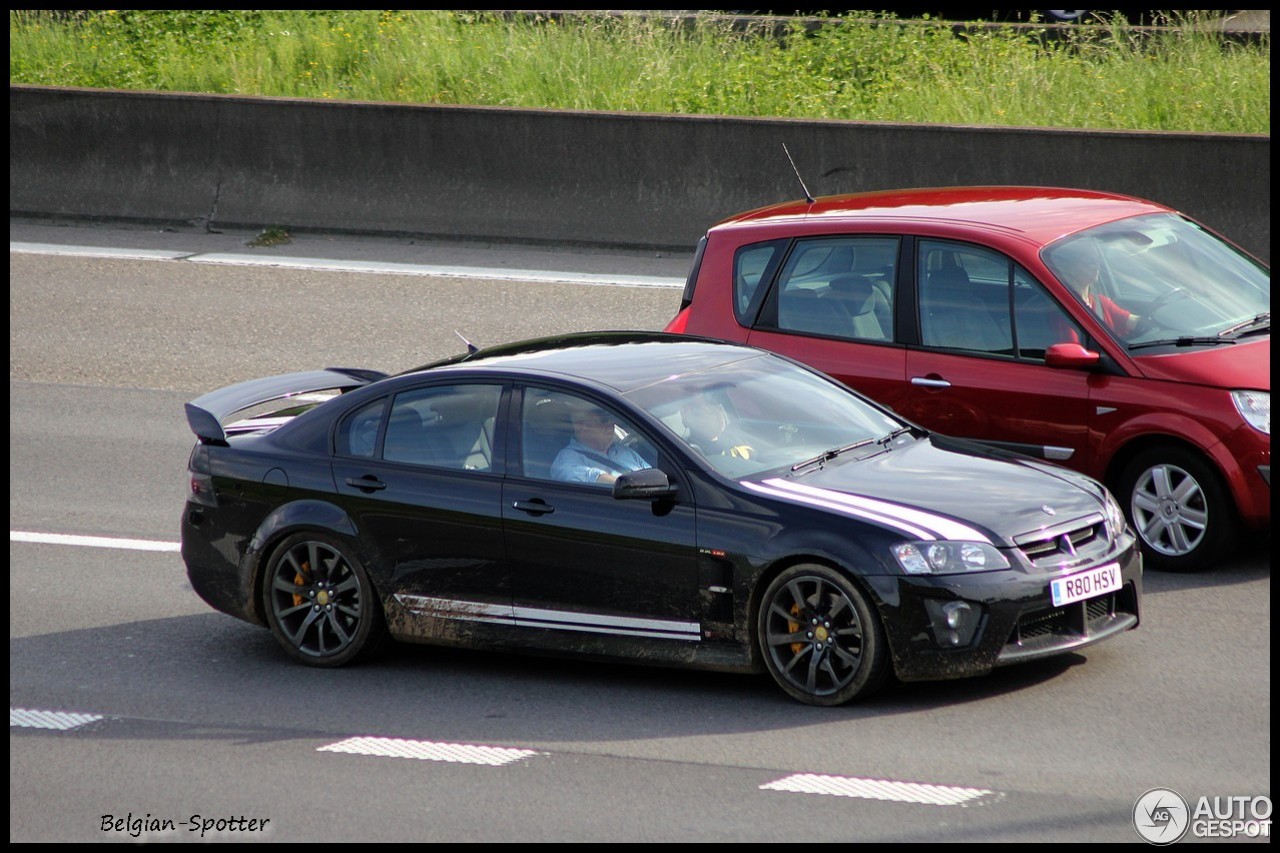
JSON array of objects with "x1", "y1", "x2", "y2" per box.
[{"x1": 1050, "y1": 563, "x2": 1122, "y2": 607}]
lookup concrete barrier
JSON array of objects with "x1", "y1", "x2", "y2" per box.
[{"x1": 10, "y1": 85, "x2": 1271, "y2": 261}]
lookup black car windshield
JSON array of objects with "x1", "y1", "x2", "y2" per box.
[
  {"x1": 1042, "y1": 213, "x2": 1270, "y2": 348},
  {"x1": 623, "y1": 355, "x2": 903, "y2": 478}
]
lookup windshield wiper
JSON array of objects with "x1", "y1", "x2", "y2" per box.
[
  {"x1": 790, "y1": 427, "x2": 916, "y2": 473},
  {"x1": 1218, "y1": 312, "x2": 1270, "y2": 338},
  {"x1": 1129, "y1": 336, "x2": 1237, "y2": 352}
]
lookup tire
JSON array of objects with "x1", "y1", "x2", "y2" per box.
[
  {"x1": 1118, "y1": 446, "x2": 1236, "y2": 573},
  {"x1": 757, "y1": 564, "x2": 888, "y2": 706},
  {"x1": 262, "y1": 532, "x2": 387, "y2": 666}
]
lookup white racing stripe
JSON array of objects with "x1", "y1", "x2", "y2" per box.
[
  {"x1": 318, "y1": 736, "x2": 542, "y2": 766},
  {"x1": 762, "y1": 479, "x2": 993, "y2": 544},
  {"x1": 761, "y1": 773, "x2": 1000, "y2": 807},
  {"x1": 10, "y1": 242, "x2": 684, "y2": 288},
  {"x1": 740, "y1": 481, "x2": 937, "y2": 540},
  {"x1": 11, "y1": 531, "x2": 181, "y2": 552}
]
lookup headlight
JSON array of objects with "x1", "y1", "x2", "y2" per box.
[
  {"x1": 1102, "y1": 489, "x2": 1127, "y2": 539},
  {"x1": 891, "y1": 541, "x2": 1010, "y2": 575},
  {"x1": 1232, "y1": 390, "x2": 1270, "y2": 435}
]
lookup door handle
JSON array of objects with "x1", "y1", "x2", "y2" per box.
[
  {"x1": 512, "y1": 499, "x2": 555, "y2": 516},
  {"x1": 911, "y1": 376, "x2": 952, "y2": 388},
  {"x1": 345, "y1": 476, "x2": 387, "y2": 492}
]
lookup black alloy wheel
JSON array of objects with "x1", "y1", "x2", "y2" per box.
[
  {"x1": 758, "y1": 564, "x2": 888, "y2": 706},
  {"x1": 263, "y1": 533, "x2": 386, "y2": 666}
]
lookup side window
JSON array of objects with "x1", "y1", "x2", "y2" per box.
[
  {"x1": 733, "y1": 239, "x2": 786, "y2": 323},
  {"x1": 917, "y1": 241, "x2": 1013, "y2": 355},
  {"x1": 336, "y1": 398, "x2": 387, "y2": 458},
  {"x1": 773, "y1": 236, "x2": 898, "y2": 342},
  {"x1": 521, "y1": 388, "x2": 657, "y2": 486},
  {"x1": 1013, "y1": 276, "x2": 1086, "y2": 360},
  {"x1": 382, "y1": 384, "x2": 501, "y2": 471}
]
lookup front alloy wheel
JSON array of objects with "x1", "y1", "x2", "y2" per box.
[
  {"x1": 758, "y1": 564, "x2": 888, "y2": 706},
  {"x1": 1120, "y1": 447, "x2": 1235, "y2": 572},
  {"x1": 263, "y1": 533, "x2": 385, "y2": 666}
]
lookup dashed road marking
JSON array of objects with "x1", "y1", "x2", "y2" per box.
[
  {"x1": 760, "y1": 773, "x2": 1001, "y2": 807},
  {"x1": 318, "y1": 736, "x2": 542, "y2": 766},
  {"x1": 11, "y1": 708, "x2": 105, "y2": 731}
]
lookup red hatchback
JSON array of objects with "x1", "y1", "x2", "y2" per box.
[{"x1": 666, "y1": 187, "x2": 1270, "y2": 571}]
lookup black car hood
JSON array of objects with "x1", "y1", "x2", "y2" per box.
[{"x1": 745, "y1": 436, "x2": 1103, "y2": 547}]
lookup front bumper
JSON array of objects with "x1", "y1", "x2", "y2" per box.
[{"x1": 863, "y1": 539, "x2": 1142, "y2": 682}]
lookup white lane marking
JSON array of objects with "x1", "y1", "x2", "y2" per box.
[
  {"x1": 9, "y1": 705, "x2": 1001, "y2": 804},
  {"x1": 10, "y1": 531, "x2": 181, "y2": 552},
  {"x1": 11, "y1": 708, "x2": 105, "y2": 731},
  {"x1": 761, "y1": 773, "x2": 1000, "y2": 807},
  {"x1": 318, "y1": 736, "x2": 542, "y2": 766},
  {"x1": 9, "y1": 242, "x2": 192, "y2": 261},
  {"x1": 10, "y1": 242, "x2": 685, "y2": 288}
]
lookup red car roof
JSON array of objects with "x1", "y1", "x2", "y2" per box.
[{"x1": 714, "y1": 186, "x2": 1173, "y2": 248}]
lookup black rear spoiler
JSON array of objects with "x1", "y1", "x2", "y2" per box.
[{"x1": 185, "y1": 367, "x2": 386, "y2": 443}]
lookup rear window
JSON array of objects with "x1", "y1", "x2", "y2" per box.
[{"x1": 733, "y1": 239, "x2": 787, "y2": 324}]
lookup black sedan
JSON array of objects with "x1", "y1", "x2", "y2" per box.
[{"x1": 181, "y1": 333, "x2": 1141, "y2": 705}]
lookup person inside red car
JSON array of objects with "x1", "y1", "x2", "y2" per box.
[{"x1": 1055, "y1": 240, "x2": 1141, "y2": 337}]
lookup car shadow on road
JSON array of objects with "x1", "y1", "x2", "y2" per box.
[{"x1": 11, "y1": 607, "x2": 1117, "y2": 749}]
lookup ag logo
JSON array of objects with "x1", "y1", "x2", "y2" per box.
[{"x1": 1134, "y1": 788, "x2": 1190, "y2": 845}]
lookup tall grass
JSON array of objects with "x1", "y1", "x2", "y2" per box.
[{"x1": 8, "y1": 10, "x2": 1270, "y2": 133}]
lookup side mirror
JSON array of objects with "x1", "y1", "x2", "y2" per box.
[
  {"x1": 1045, "y1": 342, "x2": 1101, "y2": 370},
  {"x1": 612, "y1": 468, "x2": 676, "y2": 501}
]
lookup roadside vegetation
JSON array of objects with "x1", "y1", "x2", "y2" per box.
[{"x1": 8, "y1": 10, "x2": 1270, "y2": 133}]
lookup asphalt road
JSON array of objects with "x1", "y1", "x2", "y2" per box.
[{"x1": 9, "y1": 224, "x2": 1271, "y2": 842}]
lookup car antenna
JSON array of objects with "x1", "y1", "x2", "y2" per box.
[
  {"x1": 455, "y1": 330, "x2": 479, "y2": 355},
  {"x1": 782, "y1": 143, "x2": 815, "y2": 204}
]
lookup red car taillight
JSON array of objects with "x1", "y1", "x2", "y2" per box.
[{"x1": 665, "y1": 306, "x2": 691, "y2": 334}]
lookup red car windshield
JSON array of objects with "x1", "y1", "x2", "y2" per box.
[{"x1": 1042, "y1": 214, "x2": 1270, "y2": 348}]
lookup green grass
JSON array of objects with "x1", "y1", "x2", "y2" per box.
[{"x1": 8, "y1": 10, "x2": 1270, "y2": 133}]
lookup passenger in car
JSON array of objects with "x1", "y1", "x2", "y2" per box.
[
  {"x1": 551, "y1": 403, "x2": 648, "y2": 485},
  {"x1": 679, "y1": 395, "x2": 755, "y2": 461}
]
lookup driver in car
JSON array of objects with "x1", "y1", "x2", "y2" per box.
[
  {"x1": 1055, "y1": 240, "x2": 1140, "y2": 336},
  {"x1": 551, "y1": 403, "x2": 648, "y2": 485}
]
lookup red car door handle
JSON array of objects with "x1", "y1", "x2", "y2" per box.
[{"x1": 911, "y1": 376, "x2": 952, "y2": 388}]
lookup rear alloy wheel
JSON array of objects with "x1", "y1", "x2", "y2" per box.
[
  {"x1": 758, "y1": 564, "x2": 888, "y2": 706},
  {"x1": 1119, "y1": 447, "x2": 1236, "y2": 573},
  {"x1": 263, "y1": 533, "x2": 385, "y2": 666}
]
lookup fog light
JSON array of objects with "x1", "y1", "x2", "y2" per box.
[
  {"x1": 943, "y1": 601, "x2": 970, "y2": 629},
  {"x1": 924, "y1": 599, "x2": 983, "y2": 648}
]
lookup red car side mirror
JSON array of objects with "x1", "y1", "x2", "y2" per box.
[{"x1": 1045, "y1": 342, "x2": 1102, "y2": 370}]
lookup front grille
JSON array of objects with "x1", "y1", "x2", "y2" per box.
[
  {"x1": 1017, "y1": 606, "x2": 1071, "y2": 640},
  {"x1": 999, "y1": 582, "x2": 1138, "y2": 663},
  {"x1": 1015, "y1": 515, "x2": 1110, "y2": 569}
]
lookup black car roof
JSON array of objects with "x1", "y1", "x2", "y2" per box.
[{"x1": 404, "y1": 332, "x2": 765, "y2": 393}]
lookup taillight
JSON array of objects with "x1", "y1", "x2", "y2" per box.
[
  {"x1": 665, "y1": 306, "x2": 691, "y2": 334},
  {"x1": 187, "y1": 444, "x2": 218, "y2": 507}
]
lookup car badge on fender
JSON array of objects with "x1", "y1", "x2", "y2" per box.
[{"x1": 1042, "y1": 505, "x2": 1057, "y2": 516}]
